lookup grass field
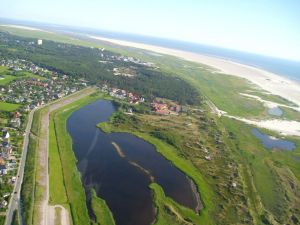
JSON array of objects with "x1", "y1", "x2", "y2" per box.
[
  {"x1": 0, "y1": 74, "x2": 18, "y2": 85},
  {"x1": 21, "y1": 135, "x2": 37, "y2": 225},
  {"x1": 0, "y1": 65, "x2": 46, "y2": 86},
  {"x1": 0, "y1": 101, "x2": 20, "y2": 111}
]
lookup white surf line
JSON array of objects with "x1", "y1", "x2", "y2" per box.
[{"x1": 0, "y1": 24, "x2": 53, "y2": 33}]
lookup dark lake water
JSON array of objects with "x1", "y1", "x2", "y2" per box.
[
  {"x1": 67, "y1": 100, "x2": 199, "y2": 225},
  {"x1": 252, "y1": 128, "x2": 296, "y2": 151}
]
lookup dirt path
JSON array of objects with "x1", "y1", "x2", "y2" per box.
[
  {"x1": 36, "y1": 87, "x2": 97, "y2": 225},
  {"x1": 47, "y1": 205, "x2": 70, "y2": 225}
]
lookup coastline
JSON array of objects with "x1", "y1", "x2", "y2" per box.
[
  {"x1": 88, "y1": 35, "x2": 300, "y2": 108},
  {"x1": 0, "y1": 24, "x2": 53, "y2": 33}
]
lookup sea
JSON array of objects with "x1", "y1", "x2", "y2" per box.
[{"x1": 1, "y1": 18, "x2": 300, "y2": 82}]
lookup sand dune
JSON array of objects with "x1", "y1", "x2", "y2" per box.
[{"x1": 89, "y1": 35, "x2": 300, "y2": 108}]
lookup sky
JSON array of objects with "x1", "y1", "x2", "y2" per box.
[{"x1": 1, "y1": 0, "x2": 300, "y2": 61}]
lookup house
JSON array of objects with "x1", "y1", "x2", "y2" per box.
[
  {"x1": 151, "y1": 102, "x2": 170, "y2": 115},
  {"x1": 10, "y1": 117, "x2": 21, "y2": 128},
  {"x1": 0, "y1": 164, "x2": 7, "y2": 175},
  {"x1": 2, "y1": 131, "x2": 10, "y2": 140},
  {"x1": 0, "y1": 157, "x2": 5, "y2": 165},
  {"x1": 14, "y1": 111, "x2": 21, "y2": 118},
  {"x1": 0, "y1": 200, "x2": 7, "y2": 208},
  {"x1": 1, "y1": 142, "x2": 12, "y2": 158},
  {"x1": 2, "y1": 193, "x2": 10, "y2": 198}
]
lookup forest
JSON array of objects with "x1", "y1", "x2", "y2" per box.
[{"x1": 0, "y1": 32, "x2": 201, "y2": 105}]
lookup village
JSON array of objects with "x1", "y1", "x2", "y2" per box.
[
  {"x1": 99, "y1": 84, "x2": 183, "y2": 115},
  {"x1": 0, "y1": 57, "x2": 87, "y2": 211}
]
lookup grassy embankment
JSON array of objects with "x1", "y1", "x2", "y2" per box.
[
  {"x1": 20, "y1": 135, "x2": 37, "y2": 225},
  {"x1": 48, "y1": 91, "x2": 115, "y2": 225},
  {"x1": 21, "y1": 107, "x2": 49, "y2": 225},
  {"x1": 90, "y1": 189, "x2": 116, "y2": 225}
]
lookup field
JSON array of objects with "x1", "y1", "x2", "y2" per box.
[{"x1": 0, "y1": 101, "x2": 20, "y2": 111}]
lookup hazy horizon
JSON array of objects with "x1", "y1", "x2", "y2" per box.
[{"x1": 0, "y1": 0, "x2": 299, "y2": 61}]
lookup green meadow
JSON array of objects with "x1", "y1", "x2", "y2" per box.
[{"x1": 0, "y1": 101, "x2": 20, "y2": 111}]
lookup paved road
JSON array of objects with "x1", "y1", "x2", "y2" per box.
[{"x1": 5, "y1": 108, "x2": 36, "y2": 225}]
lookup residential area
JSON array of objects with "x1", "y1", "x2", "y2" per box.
[
  {"x1": 99, "y1": 84, "x2": 183, "y2": 115},
  {"x1": 0, "y1": 57, "x2": 86, "y2": 214}
]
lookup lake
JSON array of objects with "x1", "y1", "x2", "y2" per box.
[
  {"x1": 267, "y1": 107, "x2": 283, "y2": 116},
  {"x1": 252, "y1": 128, "x2": 296, "y2": 151},
  {"x1": 67, "y1": 100, "x2": 200, "y2": 225}
]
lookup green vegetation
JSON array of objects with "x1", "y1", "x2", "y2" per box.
[
  {"x1": 220, "y1": 117, "x2": 300, "y2": 224},
  {"x1": 48, "y1": 118, "x2": 68, "y2": 203},
  {"x1": 21, "y1": 135, "x2": 37, "y2": 225},
  {"x1": 0, "y1": 26, "x2": 104, "y2": 49},
  {"x1": 5, "y1": 25, "x2": 300, "y2": 224},
  {"x1": 0, "y1": 31, "x2": 200, "y2": 105},
  {"x1": 48, "y1": 91, "x2": 112, "y2": 225},
  {"x1": 11, "y1": 210, "x2": 20, "y2": 225},
  {"x1": 91, "y1": 189, "x2": 116, "y2": 225},
  {"x1": 0, "y1": 217, "x2": 4, "y2": 225},
  {"x1": 0, "y1": 66, "x2": 45, "y2": 86},
  {"x1": 0, "y1": 101, "x2": 20, "y2": 111},
  {"x1": 0, "y1": 74, "x2": 17, "y2": 85},
  {"x1": 281, "y1": 106, "x2": 300, "y2": 121},
  {"x1": 150, "y1": 183, "x2": 200, "y2": 225}
]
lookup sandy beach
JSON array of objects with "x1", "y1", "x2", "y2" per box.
[
  {"x1": 89, "y1": 35, "x2": 300, "y2": 109},
  {"x1": 0, "y1": 24, "x2": 53, "y2": 33}
]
